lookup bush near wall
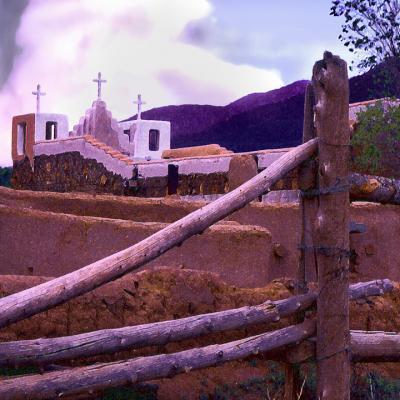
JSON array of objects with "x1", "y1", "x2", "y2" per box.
[
  {"x1": 0, "y1": 167, "x2": 12, "y2": 187},
  {"x1": 351, "y1": 101, "x2": 400, "y2": 178}
]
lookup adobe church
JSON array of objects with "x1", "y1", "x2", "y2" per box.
[{"x1": 10, "y1": 72, "x2": 249, "y2": 198}]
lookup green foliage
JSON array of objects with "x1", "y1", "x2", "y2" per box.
[
  {"x1": 0, "y1": 366, "x2": 40, "y2": 376},
  {"x1": 0, "y1": 166, "x2": 12, "y2": 187},
  {"x1": 351, "y1": 100, "x2": 400, "y2": 177},
  {"x1": 101, "y1": 386, "x2": 157, "y2": 400},
  {"x1": 330, "y1": 0, "x2": 400, "y2": 70},
  {"x1": 352, "y1": 372, "x2": 400, "y2": 399}
]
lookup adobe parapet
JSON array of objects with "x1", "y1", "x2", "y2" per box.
[{"x1": 11, "y1": 112, "x2": 69, "y2": 165}]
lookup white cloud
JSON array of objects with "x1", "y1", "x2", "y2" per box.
[{"x1": 0, "y1": 0, "x2": 283, "y2": 166}]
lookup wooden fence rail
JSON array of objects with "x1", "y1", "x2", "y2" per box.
[
  {"x1": 0, "y1": 279, "x2": 391, "y2": 368},
  {"x1": 2, "y1": 321, "x2": 400, "y2": 400},
  {"x1": 0, "y1": 322, "x2": 316, "y2": 400}
]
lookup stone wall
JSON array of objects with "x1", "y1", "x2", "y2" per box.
[
  {"x1": 11, "y1": 154, "x2": 230, "y2": 197},
  {"x1": 127, "y1": 172, "x2": 228, "y2": 197},
  {"x1": 11, "y1": 145, "x2": 302, "y2": 197},
  {"x1": 12, "y1": 153, "x2": 126, "y2": 195}
]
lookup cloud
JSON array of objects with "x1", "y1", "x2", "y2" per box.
[
  {"x1": 0, "y1": 0, "x2": 29, "y2": 88},
  {"x1": 0, "y1": 0, "x2": 283, "y2": 166},
  {"x1": 179, "y1": 1, "x2": 354, "y2": 83}
]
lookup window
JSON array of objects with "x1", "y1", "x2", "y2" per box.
[
  {"x1": 45, "y1": 121, "x2": 57, "y2": 140},
  {"x1": 17, "y1": 122, "x2": 27, "y2": 155},
  {"x1": 149, "y1": 129, "x2": 160, "y2": 151}
]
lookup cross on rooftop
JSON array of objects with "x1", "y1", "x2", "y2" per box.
[
  {"x1": 92, "y1": 72, "x2": 107, "y2": 100},
  {"x1": 32, "y1": 84, "x2": 46, "y2": 114},
  {"x1": 133, "y1": 94, "x2": 146, "y2": 120}
]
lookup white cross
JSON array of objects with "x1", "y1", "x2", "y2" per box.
[
  {"x1": 92, "y1": 72, "x2": 107, "y2": 100},
  {"x1": 133, "y1": 94, "x2": 146, "y2": 120},
  {"x1": 32, "y1": 83, "x2": 46, "y2": 114}
]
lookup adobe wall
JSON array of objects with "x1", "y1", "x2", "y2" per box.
[
  {"x1": 0, "y1": 204, "x2": 273, "y2": 288},
  {"x1": 1, "y1": 187, "x2": 400, "y2": 283}
]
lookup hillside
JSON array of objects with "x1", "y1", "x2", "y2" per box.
[{"x1": 122, "y1": 61, "x2": 400, "y2": 152}]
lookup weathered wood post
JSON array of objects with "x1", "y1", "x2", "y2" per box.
[
  {"x1": 313, "y1": 51, "x2": 350, "y2": 399},
  {"x1": 284, "y1": 82, "x2": 319, "y2": 400},
  {"x1": 298, "y1": 82, "x2": 319, "y2": 286}
]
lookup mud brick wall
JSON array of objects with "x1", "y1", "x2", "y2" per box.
[
  {"x1": 0, "y1": 204, "x2": 273, "y2": 288},
  {"x1": 2, "y1": 187, "x2": 400, "y2": 284},
  {"x1": 12, "y1": 153, "x2": 126, "y2": 195}
]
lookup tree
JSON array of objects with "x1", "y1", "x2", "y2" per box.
[
  {"x1": 0, "y1": 167, "x2": 12, "y2": 187},
  {"x1": 351, "y1": 100, "x2": 400, "y2": 177},
  {"x1": 331, "y1": 0, "x2": 400, "y2": 70}
]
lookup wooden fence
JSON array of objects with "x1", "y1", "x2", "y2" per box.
[{"x1": 0, "y1": 52, "x2": 399, "y2": 400}]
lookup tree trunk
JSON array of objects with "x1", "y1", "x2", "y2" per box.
[
  {"x1": 0, "y1": 321, "x2": 316, "y2": 400},
  {"x1": 0, "y1": 279, "x2": 391, "y2": 367},
  {"x1": 313, "y1": 51, "x2": 351, "y2": 400},
  {"x1": 0, "y1": 139, "x2": 318, "y2": 330}
]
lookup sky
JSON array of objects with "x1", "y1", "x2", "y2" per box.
[{"x1": 0, "y1": 0, "x2": 354, "y2": 166}]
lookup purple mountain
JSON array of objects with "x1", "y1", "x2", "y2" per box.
[{"x1": 122, "y1": 62, "x2": 400, "y2": 152}]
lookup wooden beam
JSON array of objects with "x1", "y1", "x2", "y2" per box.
[
  {"x1": 313, "y1": 51, "x2": 351, "y2": 400},
  {"x1": 351, "y1": 331, "x2": 400, "y2": 363},
  {"x1": 0, "y1": 138, "x2": 318, "y2": 330},
  {"x1": 271, "y1": 328, "x2": 400, "y2": 364},
  {"x1": 0, "y1": 321, "x2": 316, "y2": 400},
  {"x1": 349, "y1": 172, "x2": 400, "y2": 204},
  {"x1": 0, "y1": 279, "x2": 391, "y2": 367}
]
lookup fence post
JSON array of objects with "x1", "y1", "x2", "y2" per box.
[
  {"x1": 298, "y1": 82, "x2": 319, "y2": 287},
  {"x1": 284, "y1": 82, "x2": 319, "y2": 400},
  {"x1": 313, "y1": 52, "x2": 350, "y2": 399}
]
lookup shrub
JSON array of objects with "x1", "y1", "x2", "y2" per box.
[
  {"x1": 351, "y1": 100, "x2": 400, "y2": 178},
  {"x1": 0, "y1": 166, "x2": 12, "y2": 187}
]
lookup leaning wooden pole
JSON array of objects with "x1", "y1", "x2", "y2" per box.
[
  {"x1": 313, "y1": 51, "x2": 350, "y2": 399},
  {"x1": 0, "y1": 139, "x2": 317, "y2": 330},
  {"x1": 0, "y1": 279, "x2": 390, "y2": 367}
]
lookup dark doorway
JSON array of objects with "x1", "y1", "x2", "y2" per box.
[{"x1": 167, "y1": 164, "x2": 179, "y2": 195}]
